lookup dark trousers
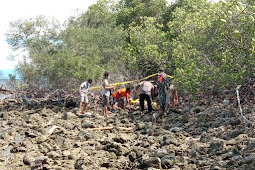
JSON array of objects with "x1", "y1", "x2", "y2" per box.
[{"x1": 140, "y1": 94, "x2": 152, "y2": 113}]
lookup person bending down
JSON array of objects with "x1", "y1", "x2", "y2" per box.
[
  {"x1": 135, "y1": 80, "x2": 154, "y2": 114},
  {"x1": 112, "y1": 88, "x2": 131, "y2": 112}
]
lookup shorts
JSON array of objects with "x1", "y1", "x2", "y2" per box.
[
  {"x1": 80, "y1": 93, "x2": 88, "y2": 103},
  {"x1": 103, "y1": 95, "x2": 109, "y2": 106},
  {"x1": 113, "y1": 98, "x2": 124, "y2": 106}
]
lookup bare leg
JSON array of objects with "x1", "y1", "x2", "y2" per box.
[
  {"x1": 103, "y1": 105, "x2": 108, "y2": 117},
  {"x1": 120, "y1": 102, "x2": 124, "y2": 109},
  {"x1": 172, "y1": 100, "x2": 175, "y2": 109},
  {"x1": 152, "y1": 113, "x2": 157, "y2": 126},
  {"x1": 165, "y1": 103, "x2": 170, "y2": 114},
  {"x1": 161, "y1": 109, "x2": 166, "y2": 116},
  {"x1": 112, "y1": 103, "x2": 117, "y2": 110},
  {"x1": 82, "y1": 103, "x2": 88, "y2": 113},
  {"x1": 79, "y1": 102, "x2": 83, "y2": 113}
]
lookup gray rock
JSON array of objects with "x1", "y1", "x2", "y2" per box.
[
  {"x1": 231, "y1": 155, "x2": 242, "y2": 162},
  {"x1": 40, "y1": 108, "x2": 48, "y2": 115},
  {"x1": 161, "y1": 155, "x2": 175, "y2": 166},
  {"x1": 229, "y1": 118, "x2": 241, "y2": 126},
  {"x1": 154, "y1": 149, "x2": 168, "y2": 158},
  {"x1": 114, "y1": 133, "x2": 134, "y2": 144},
  {"x1": 182, "y1": 106, "x2": 190, "y2": 113},
  {"x1": 208, "y1": 140, "x2": 226, "y2": 155},
  {"x1": 103, "y1": 142, "x2": 130, "y2": 156},
  {"x1": 163, "y1": 135, "x2": 178, "y2": 146},
  {"x1": 63, "y1": 112, "x2": 76, "y2": 120},
  {"x1": 24, "y1": 131, "x2": 38, "y2": 138},
  {"x1": 143, "y1": 156, "x2": 162, "y2": 169},
  {"x1": 200, "y1": 131, "x2": 212, "y2": 143},
  {"x1": 183, "y1": 164, "x2": 197, "y2": 170},
  {"x1": 128, "y1": 152, "x2": 136, "y2": 162},
  {"x1": 220, "y1": 111, "x2": 229, "y2": 118},
  {"x1": 23, "y1": 152, "x2": 42, "y2": 165},
  {"x1": 192, "y1": 107, "x2": 202, "y2": 113},
  {"x1": 106, "y1": 117, "x2": 115, "y2": 124},
  {"x1": 190, "y1": 149, "x2": 200, "y2": 158},
  {"x1": 46, "y1": 151, "x2": 61, "y2": 159},
  {"x1": 210, "y1": 161, "x2": 227, "y2": 170},
  {"x1": 147, "y1": 136, "x2": 156, "y2": 144},
  {"x1": 240, "y1": 156, "x2": 255, "y2": 165},
  {"x1": 11, "y1": 146, "x2": 26, "y2": 153},
  {"x1": 62, "y1": 138, "x2": 73, "y2": 149},
  {"x1": 77, "y1": 130, "x2": 91, "y2": 141},
  {"x1": 147, "y1": 168, "x2": 161, "y2": 170},
  {"x1": 170, "y1": 127, "x2": 184, "y2": 133},
  {"x1": 29, "y1": 156, "x2": 48, "y2": 170},
  {"x1": 74, "y1": 157, "x2": 87, "y2": 169},
  {"x1": 175, "y1": 156, "x2": 188, "y2": 166},
  {"x1": 137, "y1": 122, "x2": 146, "y2": 130},
  {"x1": 245, "y1": 138, "x2": 255, "y2": 151},
  {"x1": 81, "y1": 121, "x2": 94, "y2": 128}
]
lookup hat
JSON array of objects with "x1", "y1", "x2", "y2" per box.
[{"x1": 159, "y1": 67, "x2": 164, "y2": 72}]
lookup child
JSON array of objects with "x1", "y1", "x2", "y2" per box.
[
  {"x1": 79, "y1": 78, "x2": 92, "y2": 113},
  {"x1": 166, "y1": 85, "x2": 178, "y2": 112},
  {"x1": 170, "y1": 85, "x2": 178, "y2": 109}
]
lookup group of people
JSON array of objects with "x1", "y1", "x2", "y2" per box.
[{"x1": 78, "y1": 67, "x2": 178, "y2": 118}]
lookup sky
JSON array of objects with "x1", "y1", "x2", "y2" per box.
[
  {"x1": 0, "y1": 0, "x2": 216, "y2": 71},
  {"x1": 0, "y1": 0, "x2": 97, "y2": 70}
]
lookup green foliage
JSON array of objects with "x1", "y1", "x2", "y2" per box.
[
  {"x1": 6, "y1": 16, "x2": 62, "y2": 87},
  {"x1": 123, "y1": 17, "x2": 171, "y2": 76},
  {"x1": 60, "y1": 0, "x2": 126, "y2": 81},
  {"x1": 6, "y1": 0, "x2": 126, "y2": 89},
  {"x1": 169, "y1": 0, "x2": 255, "y2": 93},
  {"x1": 5, "y1": 0, "x2": 255, "y2": 95},
  {"x1": 116, "y1": 0, "x2": 168, "y2": 29}
]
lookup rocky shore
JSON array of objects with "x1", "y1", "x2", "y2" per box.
[{"x1": 0, "y1": 98, "x2": 255, "y2": 169}]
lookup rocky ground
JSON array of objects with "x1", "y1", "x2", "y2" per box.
[{"x1": 0, "y1": 95, "x2": 255, "y2": 170}]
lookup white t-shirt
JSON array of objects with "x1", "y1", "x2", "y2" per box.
[
  {"x1": 102, "y1": 79, "x2": 110, "y2": 96},
  {"x1": 80, "y1": 81, "x2": 90, "y2": 93},
  {"x1": 135, "y1": 81, "x2": 154, "y2": 96}
]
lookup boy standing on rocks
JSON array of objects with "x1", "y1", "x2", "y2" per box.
[
  {"x1": 165, "y1": 85, "x2": 178, "y2": 112},
  {"x1": 79, "y1": 78, "x2": 92, "y2": 114}
]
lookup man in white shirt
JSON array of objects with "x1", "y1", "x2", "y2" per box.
[
  {"x1": 79, "y1": 78, "x2": 92, "y2": 113},
  {"x1": 135, "y1": 79, "x2": 154, "y2": 114}
]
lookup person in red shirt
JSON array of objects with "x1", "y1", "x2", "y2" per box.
[{"x1": 112, "y1": 87, "x2": 131, "y2": 111}]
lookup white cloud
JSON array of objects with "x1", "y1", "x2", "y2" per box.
[{"x1": 0, "y1": 0, "x2": 97, "y2": 70}]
